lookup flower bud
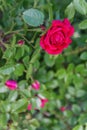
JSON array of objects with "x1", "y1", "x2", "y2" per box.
[
  {"x1": 27, "y1": 104, "x2": 32, "y2": 111},
  {"x1": 31, "y1": 80, "x2": 40, "y2": 90},
  {"x1": 60, "y1": 106, "x2": 66, "y2": 112},
  {"x1": 40, "y1": 25, "x2": 46, "y2": 30},
  {"x1": 17, "y1": 40, "x2": 25, "y2": 45},
  {"x1": 40, "y1": 98, "x2": 48, "y2": 108},
  {"x1": 5, "y1": 80, "x2": 18, "y2": 90}
]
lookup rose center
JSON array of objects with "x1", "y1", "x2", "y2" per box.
[{"x1": 50, "y1": 32, "x2": 64, "y2": 46}]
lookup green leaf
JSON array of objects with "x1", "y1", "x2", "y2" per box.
[
  {"x1": 44, "y1": 53, "x2": 56, "y2": 67},
  {"x1": 80, "y1": 52, "x2": 87, "y2": 60},
  {"x1": 82, "y1": 101, "x2": 87, "y2": 111},
  {"x1": 0, "y1": 101, "x2": 11, "y2": 113},
  {"x1": 26, "y1": 47, "x2": 40, "y2": 80},
  {"x1": 47, "y1": 3, "x2": 53, "y2": 21},
  {"x1": 8, "y1": 91, "x2": 18, "y2": 102},
  {"x1": 3, "y1": 48, "x2": 16, "y2": 59},
  {"x1": 46, "y1": 80, "x2": 58, "y2": 89},
  {"x1": 15, "y1": 47, "x2": 24, "y2": 60},
  {"x1": 72, "y1": 104, "x2": 81, "y2": 114},
  {"x1": 23, "y1": 55, "x2": 30, "y2": 68},
  {"x1": 0, "y1": 114, "x2": 8, "y2": 127},
  {"x1": 33, "y1": 60, "x2": 40, "y2": 71},
  {"x1": 75, "y1": 64, "x2": 87, "y2": 76},
  {"x1": 56, "y1": 69, "x2": 66, "y2": 79},
  {"x1": 15, "y1": 16, "x2": 23, "y2": 26},
  {"x1": 65, "y1": 2, "x2": 75, "y2": 20},
  {"x1": 29, "y1": 125, "x2": 36, "y2": 130},
  {"x1": 11, "y1": 112, "x2": 19, "y2": 122},
  {"x1": 20, "y1": 89, "x2": 31, "y2": 98},
  {"x1": 68, "y1": 86, "x2": 75, "y2": 96},
  {"x1": 12, "y1": 98, "x2": 28, "y2": 113},
  {"x1": 0, "y1": 83, "x2": 8, "y2": 93},
  {"x1": 75, "y1": 64, "x2": 84, "y2": 74},
  {"x1": 79, "y1": 19, "x2": 87, "y2": 29},
  {"x1": 67, "y1": 63, "x2": 74, "y2": 72},
  {"x1": 29, "y1": 119, "x2": 40, "y2": 127},
  {"x1": 31, "y1": 98, "x2": 37, "y2": 111},
  {"x1": 73, "y1": 0, "x2": 87, "y2": 15},
  {"x1": 23, "y1": 8, "x2": 44, "y2": 27},
  {"x1": 46, "y1": 71, "x2": 54, "y2": 81},
  {"x1": 0, "y1": 65, "x2": 15, "y2": 75},
  {"x1": 26, "y1": 64, "x2": 33, "y2": 80},
  {"x1": 30, "y1": 47, "x2": 41, "y2": 64},
  {"x1": 14, "y1": 63, "x2": 25, "y2": 76},
  {"x1": 73, "y1": 75, "x2": 83, "y2": 88},
  {"x1": 76, "y1": 90, "x2": 86, "y2": 97},
  {"x1": 73, "y1": 125, "x2": 83, "y2": 130},
  {"x1": 23, "y1": 44, "x2": 30, "y2": 53},
  {"x1": 18, "y1": 80, "x2": 28, "y2": 89},
  {"x1": 79, "y1": 114, "x2": 87, "y2": 125},
  {"x1": 85, "y1": 124, "x2": 87, "y2": 130}
]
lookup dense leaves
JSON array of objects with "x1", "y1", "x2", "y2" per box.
[{"x1": 0, "y1": 0, "x2": 87, "y2": 130}]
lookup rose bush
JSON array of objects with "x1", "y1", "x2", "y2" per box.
[{"x1": 0, "y1": 0, "x2": 87, "y2": 130}]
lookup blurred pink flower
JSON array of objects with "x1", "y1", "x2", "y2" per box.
[
  {"x1": 31, "y1": 80, "x2": 40, "y2": 90},
  {"x1": 5, "y1": 80, "x2": 18, "y2": 90},
  {"x1": 17, "y1": 40, "x2": 25, "y2": 45},
  {"x1": 27, "y1": 104, "x2": 32, "y2": 111},
  {"x1": 60, "y1": 106, "x2": 66, "y2": 112},
  {"x1": 40, "y1": 98, "x2": 48, "y2": 108}
]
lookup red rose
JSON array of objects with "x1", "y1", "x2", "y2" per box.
[{"x1": 40, "y1": 18, "x2": 74, "y2": 55}]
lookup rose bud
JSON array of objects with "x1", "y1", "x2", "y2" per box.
[
  {"x1": 31, "y1": 80, "x2": 40, "y2": 90},
  {"x1": 60, "y1": 106, "x2": 66, "y2": 112},
  {"x1": 17, "y1": 40, "x2": 25, "y2": 45},
  {"x1": 5, "y1": 80, "x2": 18, "y2": 90},
  {"x1": 27, "y1": 104, "x2": 32, "y2": 111},
  {"x1": 40, "y1": 98, "x2": 48, "y2": 108},
  {"x1": 40, "y1": 18, "x2": 74, "y2": 55},
  {"x1": 40, "y1": 25, "x2": 46, "y2": 30}
]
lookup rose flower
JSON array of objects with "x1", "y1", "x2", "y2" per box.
[{"x1": 40, "y1": 18, "x2": 74, "y2": 55}]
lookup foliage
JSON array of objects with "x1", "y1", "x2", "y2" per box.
[{"x1": 0, "y1": 0, "x2": 87, "y2": 130}]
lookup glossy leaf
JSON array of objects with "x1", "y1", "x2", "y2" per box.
[
  {"x1": 73, "y1": 0, "x2": 87, "y2": 15},
  {"x1": 79, "y1": 19, "x2": 87, "y2": 29},
  {"x1": 23, "y1": 8, "x2": 44, "y2": 27},
  {"x1": 80, "y1": 52, "x2": 87, "y2": 60},
  {"x1": 0, "y1": 65, "x2": 15, "y2": 75},
  {"x1": 0, "y1": 83, "x2": 8, "y2": 93},
  {"x1": 73, "y1": 125, "x2": 83, "y2": 130},
  {"x1": 11, "y1": 98, "x2": 28, "y2": 113},
  {"x1": 65, "y1": 2, "x2": 75, "y2": 20},
  {"x1": 8, "y1": 91, "x2": 18, "y2": 102}
]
